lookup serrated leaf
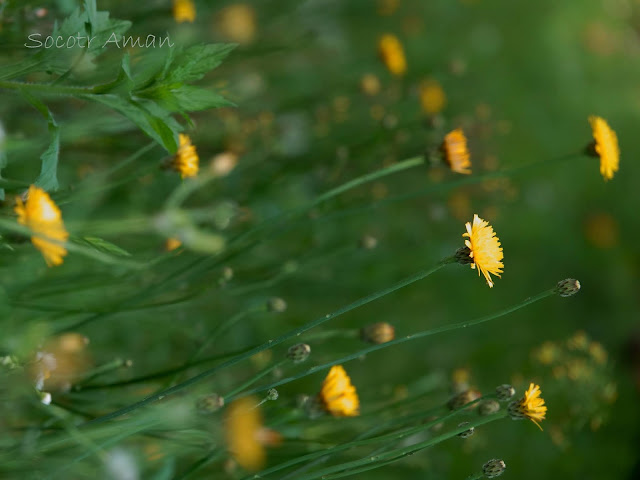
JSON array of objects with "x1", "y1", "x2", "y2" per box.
[
  {"x1": 170, "y1": 86, "x2": 235, "y2": 112},
  {"x1": 76, "y1": 236, "x2": 131, "y2": 257},
  {"x1": 165, "y1": 44, "x2": 235, "y2": 84},
  {"x1": 21, "y1": 91, "x2": 60, "y2": 191},
  {"x1": 84, "y1": 94, "x2": 179, "y2": 152}
]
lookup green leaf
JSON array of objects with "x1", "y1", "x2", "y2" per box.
[
  {"x1": 21, "y1": 91, "x2": 60, "y2": 191},
  {"x1": 75, "y1": 236, "x2": 131, "y2": 257},
  {"x1": 170, "y1": 86, "x2": 235, "y2": 112},
  {"x1": 84, "y1": 94, "x2": 179, "y2": 152},
  {"x1": 165, "y1": 44, "x2": 236, "y2": 84}
]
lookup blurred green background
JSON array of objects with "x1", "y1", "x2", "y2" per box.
[{"x1": 1, "y1": 0, "x2": 639, "y2": 478}]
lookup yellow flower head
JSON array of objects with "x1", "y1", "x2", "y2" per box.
[
  {"x1": 588, "y1": 115, "x2": 619, "y2": 181},
  {"x1": 378, "y1": 34, "x2": 407, "y2": 76},
  {"x1": 420, "y1": 79, "x2": 446, "y2": 115},
  {"x1": 173, "y1": 0, "x2": 196, "y2": 23},
  {"x1": 165, "y1": 237, "x2": 182, "y2": 251},
  {"x1": 508, "y1": 383, "x2": 547, "y2": 430},
  {"x1": 225, "y1": 397, "x2": 281, "y2": 471},
  {"x1": 15, "y1": 185, "x2": 69, "y2": 267},
  {"x1": 442, "y1": 129, "x2": 471, "y2": 174},
  {"x1": 319, "y1": 365, "x2": 360, "y2": 416},
  {"x1": 461, "y1": 214, "x2": 504, "y2": 288},
  {"x1": 173, "y1": 134, "x2": 199, "y2": 179},
  {"x1": 219, "y1": 4, "x2": 257, "y2": 44}
]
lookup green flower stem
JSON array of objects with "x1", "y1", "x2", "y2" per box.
[
  {"x1": 297, "y1": 412, "x2": 507, "y2": 480},
  {"x1": 241, "y1": 287, "x2": 557, "y2": 397},
  {"x1": 0, "y1": 80, "x2": 97, "y2": 96},
  {"x1": 73, "y1": 358, "x2": 130, "y2": 387},
  {"x1": 80, "y1": 257, "x2": 453, "y2": 427},
  {"x1": 226, "y1": 156, "x2": 426, "y2": 247},
  {"x1": 224, "y1": 360, "x2": 287, "y2": 402},
  {"x1": 175, "y1": 451, "x2": 223, "y2": 480},
  {"x1": 246, "y1": 396, "x2": 489, "y2": 480},
  {"x1": 465, "y1": 474, "x2": 484, "y2": 480},
  {"x1": 168, "y1": 305, "x2": 267, "y2": 385}
]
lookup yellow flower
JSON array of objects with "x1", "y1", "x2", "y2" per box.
[
  {"x1": 461, "y1": 214, "x2": 504, "y2": 288},
  {"x1": 319, "y1": 365, "x2": 360, "y2": 416},
  {"x1": 165, "y1": 237, "x2": 182, "y2": 251},
  {"x1": 419, "y1": 79, "x2": 446, "y2": 115},
  {"x1": 508, "y1": 383, "x2": 547, "y2": 430},
  {"x1": 15, "y1": 185, "x2": 69, "y2": 267},
  {"x1": 218, "y1": 4, "x2": 257, "y2": 44},
  {"x1": 173, "y1": 0, "x2": 196, "y2": 23},
  {"x1": 588, "y1": 115, "x2": 619, "y2": 181},
  {"x1": 378, "y1": 34, "x2": 407, "y2": 76},
  {"x1": 173, "y1": 134, "x2": 199, "y2": 178},
  {"x1": 225, "y1": 397, "x2": 281, "y2": 471},
  {"x1": 442, "y1": 129, "x2": 471, "y2": 174}
]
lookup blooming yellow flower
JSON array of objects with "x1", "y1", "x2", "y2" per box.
[
  {"x1": 419, "y1": 79, "x2": 446, "y2": 115},
  {"x1": 319, "y1": 365, "x2": 360, "y2": 416},
  {"x1": 225, "y1": 397, "x2": 281, "y2": 471},
  {"x1": 442, "y1": 129, "x2": 471, "y2": 174},
  {"x1": 588, "y1": 115, "x2": 619, "y2": 181},
  {"x1": 15, "y1": 185, "x2": 69, "y2": 267},
  {"x1": 165, "y1": 237, "x2": 182, "y2": 251},
  {"x1": 173, "y1": 0, "x2": 196, "y2": 23},
  {"x1": 508, "y1": 383, "x2": 547, "y2": 430},
  {"x1": 378, "y1": 34, "x2": 407, "y2": 76},
  {"x1": 462, "y1": 214, "x2": 504, "y2": 288},
  {"x1": 173, "y1": 134, "x2": 199, "y2": 178}
]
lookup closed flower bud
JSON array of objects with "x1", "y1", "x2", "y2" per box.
[
  {"x1": 360, "y1": 322, "x2": 395, "y2": 344},
  {"x1": 495, "y1": 384, "x2": 515, "y2": 401},
  {"x1": 267, "y1": 297, "x2": 287, "y2": 313},
  {"x1": 457, "y1": 422, "x2": 475, "y2": 438},
  {"x1": 287, "y1": 343, "x2": 311, "y2": 363},
  {"x1": 555, "y1": 278, "x2": 581, "y2": 297},
  {"x1": 479, "y1": 399, "x2": 501, "y2": 416},
  {"x1": 267, "y1": 388, "x2": 279, "y2": 401},
  {"x1": 483, "y1": 459, "x2": 506, "y2": 478},
  {"x1": 447, "y1": 389, "x2": 482, "y2": 410},
  {"x1": 196, "y1": 393, "x2": 225, "y2": 413}
]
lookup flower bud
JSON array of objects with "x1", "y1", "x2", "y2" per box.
[
  {"x1": 360, "y1": 322, "x2": 395, "y2": 344},
  {"x1": 447, "y1": 389, "x2": 481, "y2": 410},
  {"x1": 267, "y1": 388, "x2": 279, "y2": 401},
  {"x1": 555, "y1": 278, "x2": 581, "y2": 297},
  {"x1": 478, "y1": 399, "x2": 501, "y2": 416},
  {"x1": 359, "y1": 235, "x2": 378, "y2": 250},
  {"x1": 196, "y1": 393, "x2": 224, "y2": 413},
  {"x1": 267, "y1": 297, "x2": 287, "y2": 313},
  {"x1": 495, "y1": 384, "x2": 515, "y2": 402},
  {"x1": 287, "y1": 343, "x2": 311, "y2": 363},
  {"x1": 457, "y1": 422, "x2": 475, "y2": 438},
  {"x1": 482, "y1": 459, "x2": 506, "y2": 478}
]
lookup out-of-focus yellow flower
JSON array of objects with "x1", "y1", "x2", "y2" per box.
[
  {"x1": 165, "y1": 238, "x2": 182, "y2": 251},
  {"x1": 584, "y1": 212, "x2": 618, "y2": 249},
  {"x1": 360, "y1": 73, "x2": 381, "y2": 96},
  {"x1": 15, "y1": 185, "x2": 69, "y2": 267},
  {"x1": 378, "y1": 34, "x2": 407, "y2": 76},
  {"x1": 210, "y1": 151, "x2": 239, "y2": 177},
  {"x1": 588, "y1": 115, "x2": 619, "y2": 181},
  {"x1": 319, "y1": 365, "x2": 360, "y2": 417},
  {"x1": 218, "y1": 4, "x2": 256, "y2": 44},
  {"x1": 442, "y1": 129, "x2": 471, "y2": 174},
  {"x1": 419, "y1": 79, "x2": 446, "y2": 115},
  {"x1": 31, "y1": 333, "x2": 90, "y2": 392},
  {"x1": 461, "y1": 214, "x2": 504, "y2": 288},
  {"x1": 225, "y1": 397, "x2": 281, "y2": 471},
  {"x1": 173, "y1": 0, "x2": 196, "y2": 23},
  {"x1": 508, "y1": 383, "x2": 547, "y2": 430},
  {"x1": 173, "y1": 134, "x2": 199, "y2": 178}
]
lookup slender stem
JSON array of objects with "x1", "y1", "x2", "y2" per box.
[
  {"x1": 80, "y1": 258, "x2": 453, "y2": 427},
  {"x1": 297, "y1": 412, "x2": 507, "y2": 480},
  {"x1": 240, "y1": 288, "x2": 557, "y2": 396},
  {"x1": 0, "y1": 80, "x2": 97, "y2": 95},
  {"x1": 246, "y1": 396, "x2": 489, "y2": 480},
  {"x1": 224, "y1": 360, "x2": 287, "y2": 402}
]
